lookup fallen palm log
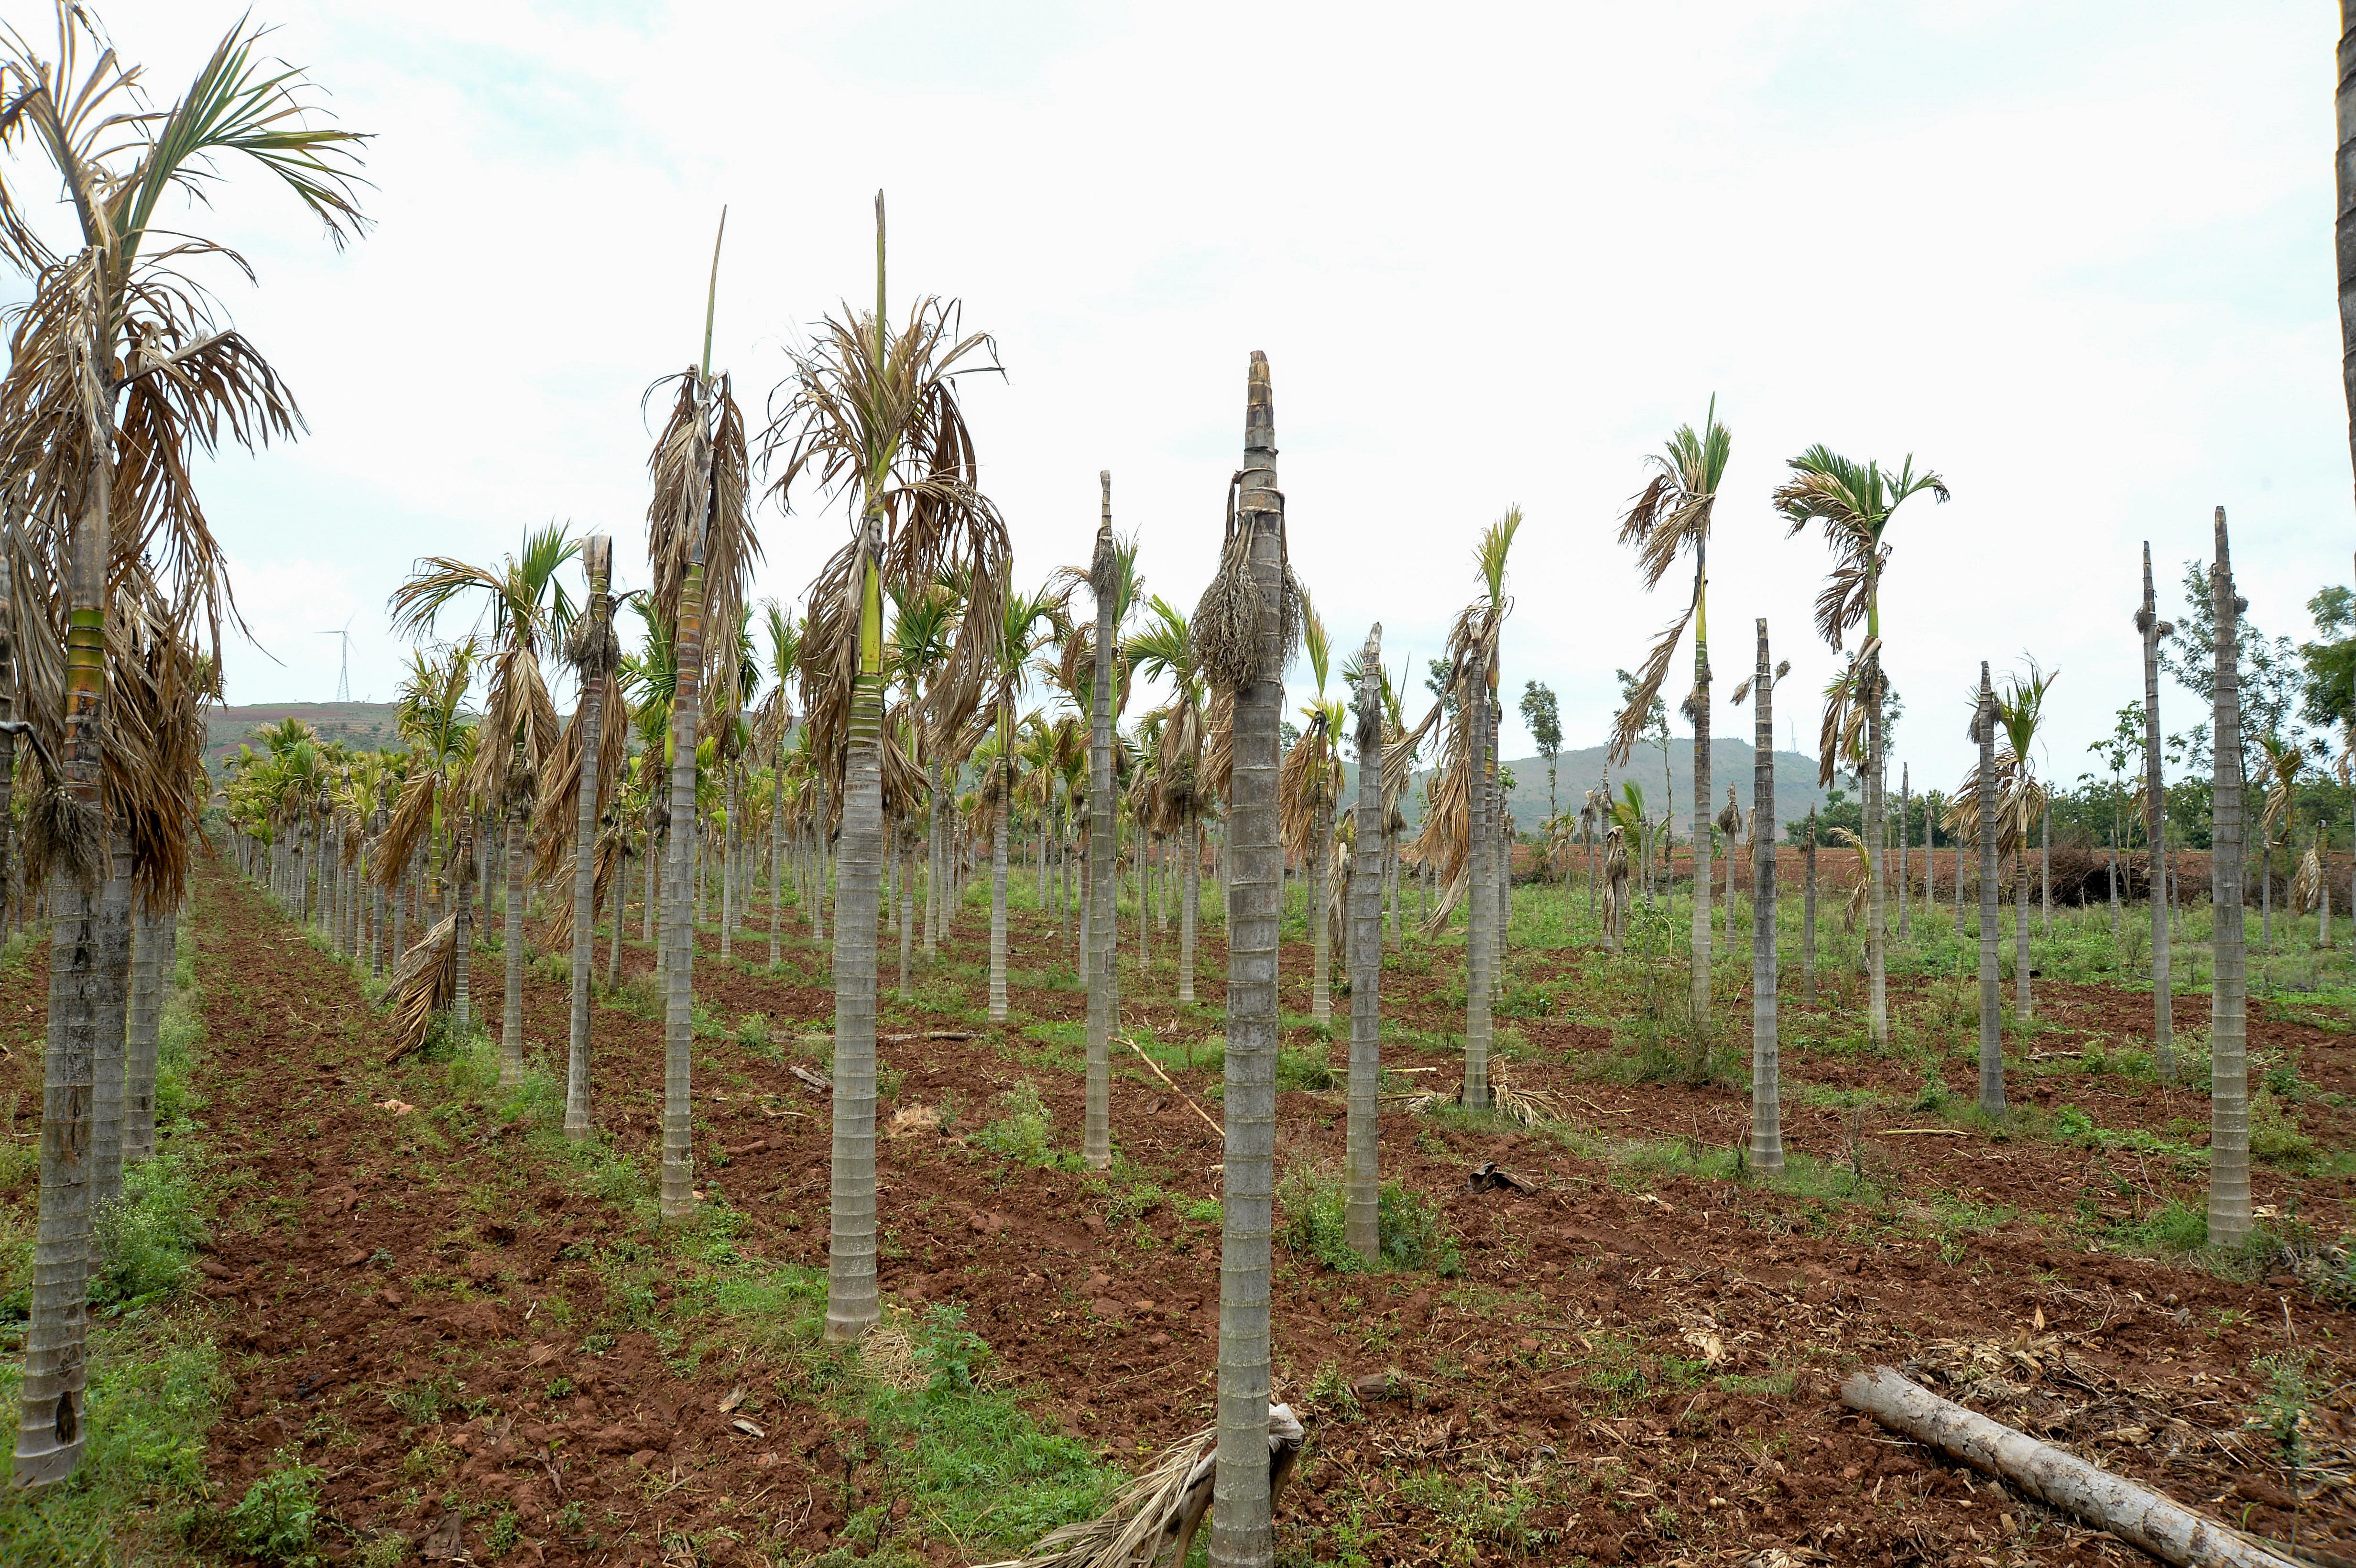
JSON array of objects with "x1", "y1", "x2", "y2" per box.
[
  {"x1": 975, "y1": 1405, "x2": 1302, "y2": 1568},
  {"x1": 1841, "y1": 1365, "x2": 2298, "y2": 1568}
]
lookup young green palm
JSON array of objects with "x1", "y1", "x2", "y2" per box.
[
  {"x1": 765, "y1": 194, "x2": 1008, "y2": 1341},
  {"x1": 1774, "y1": 446, "x2": 1949, "y2": 1052},
  {"x1": 1612, "y1": 401, "x2": 1731, "y2": 1017}
]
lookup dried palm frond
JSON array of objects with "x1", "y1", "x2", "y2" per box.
[
  {"x1": 2291, "y1": 844, "x2": 2325, "y2": 914},
  {"x1": 973, "y1": 1406, "x2": 1303, "y2": 1568},
  {"x1": 1409, "y1": 1061, "x2": 1566, "y2": 1128},
  {"x1": 383, "y1": 915, "x2": 459, "y2": 1061},
  {"x1": 647, "y1": 366, "x2": 760, "y2": 707},
  {"x1": 1199, "y1": 686, "x2": 1235, "y2": 807},
  {"x1": 539, "y1": 815, "x2": 627, "y2": 952},
  {"x1": 530, "y1": 667, "x2": 628, "y2": 885}
]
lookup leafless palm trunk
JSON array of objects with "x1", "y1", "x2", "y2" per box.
[
  {"x1": 2137, "y1": 543, "x2": 2174, "y2": 1080},
  {"x1": 897, "y1": 822, "x2": 914, "y2": 1001},
  {"x1": 123, "y1": 905, "x2": 163, "y2": 1165},
  {"x1": 827, "y1": 521, "x2": 886, "y2": 1342},
  {"x1": 500, "y1": 807, "x2": 527, "y2": 1086},
  {"x1": 2207, "y1": 507, "x2": 2250, "y2": 1246},
  {"x1": 1211, "y1": 353, "x2": 1284, "y2": 1566},
  {"x1": 1085, "y1": 472, "x2": 1118, "y2": 1170},
  {"x1": 661, "y1": 540, "x2": 709, "y2": 1223},
  {"x1": 1975, "y1": 664, "x2": 2005, "y2": 1116},
  {"x1": 2338, "y1": 1, "x2": 2356, "y2": 507},
  {"x1": 567, "y1": 538, "x2": 613, "y2": 1138},
  {"x1": 1897, "y1": 766, "x2": 1911, "y2": 941},
  {"x1": 1801, "y1": 810, "x2": 1817, "y2": 1008},
  {"x1": 88, "y1": 834, "x2": 132, "y2": 1271},
  {"x1": 2014, "y1": 847, "x2": 2032, "y2": 1021},
  {"x1": 721, "y1": 768, "x2": 738, "y2": 960},
  {"x1": 1345, "y1": 626, "x2": 1385, "y2": 1259},
  {"x1": 1865, "y1": 652, "x2": 1888, "y2": 1049},
  {"x1": 1180, "y1": 817, "x2": 1199, "y2": 1005},
  {"x1": 1750, "y1": 621, "x2": 1782, "y2": 1171},
  {"x1": 607, "y1": 844, "x2": 625, "y2": 991},
  {"x1": 1690, "y1": 567, "x2": 1712, "y2": 1017},
  {"x1": 453, "y1": 828, "x2": 475, "y2": 1037},
  {"x1": 1463, "y1": 671, "x2": 1494, "y2": 1111},
  {"x1": 989, "y1": 758, "x2": 1010, "y2": 1024}
]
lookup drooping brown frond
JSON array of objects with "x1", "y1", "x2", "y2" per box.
[
  {"x1": 372, "y1": 761, "x2": 437, "y2": 891},
  {"x1": 1608, "y1": 599, "x2": 1695, "y2": 768},
  {"x1": 531, "y1": 668, "x2": 627, "y2": 885},
  {"x1": 648, "y1": 369, "x2": 761, "y2": 709},
  {"x1": 383, "y1": 915, "x2": 458, "y2": 1061}
]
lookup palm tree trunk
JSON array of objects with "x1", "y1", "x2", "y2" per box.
[
  {"x1": 2014, "y1": 847, "x2": 2032, "y2": 1021},
  {"x1": 1180, "y1": 816, "x2": 1199, "y2": 1005},
  {"x1": 1085, "y1": 473, "x2": 1118, "y2": 1171},
  {"x1": 607, "y1": 845, "x2": 625, "y2": 990},
  {"x1": 2040, "y1": 800, "x2": 2052, "y2": 936},
  {"x1": 1865, "y1": 654, "x2": 1889, "y2": 1049},
  {"x1": 391, "y1": 850, "x2": 408, "y2": 974},
  {"x1": 1345, "y1": 628, "x2": 1385, "y2": 1261},
  {"x1": 2138, "y1": 543, "x2": 2175, "y2": 1079},
  {"x1": 1463, "y1": 661, "x2": 1494, "y2": 1112},
  {"x1": 1310, "y1": 775, "x2": 1331, "y2": 1025},
  {"x1": 644, "y1": 813, "x2": 658, "y2": 944},
  {"x1": 501, "y1": 807, "x2": 527, "y2": 1087},
  {"x1": 2108, "y1": 806, "x2": 2121, "y2": 942},
  {"x1": 123, "y1": 906, "x2": 163, "y2": 1165},
  {"x1": 812, "y1": 775, "x2": 829, "y2": 943},
  {"x1": 827, "y1": 530, "x2": 887, "y2": 1342},
  {"x1": 1975, "y1": 664, "x2": 2005, "y2": 1116},
  {"x1": 1897, "y1": 766, "x2": 1911, "y2": 941},
  {"x1": 770, "y1": 743, "x2": 785, "y2": 969},
  {"x1": 1750, "y1": 620, "x2": 1783, "y2": 1172},
  {"x1": 2207, "y1": 507, "x2": 2250, "y2": 1247},
  {"x1": 660, "y1": 544, "x2": 709, "y2": 1223},
  {"x1": 1691, "y1": 571, "x2": 1713, "y2": 1017},
  {"x1": 721, "y1": 769, "x2": 738, "y2": 960},
  {"x1": 454, "y1": 827, "x2": 474, "y2": 1037},
  {"x1": 87, "y1": 833, "x2": 133, "y2": 1273},
  {"x1": 1212, "y1": 352, "x2": 1284, "y2": 1566},
  {"x1": 1801, "y1": 811, "x2": 1817, "y2": 1008},
  {"x1": 371, "y1": 813, "x2": 388, "y2": 981},
  {"x1": 566, "y1": 540, "x2": 612, "y2": 1138},
  {"x1": 897, "y1": 823, "x2": 914, "y2": 1001},
  {"x1": 989, "y1": 755, "x2": 1010, "y2": 1024}
]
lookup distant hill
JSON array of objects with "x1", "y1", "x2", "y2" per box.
[
  {"x1": 206, "y1": 702, "x2": 400, "y2": 773},
  {"x1": 1378, "y1": 738, "x2": 1844, "y2": 837}
]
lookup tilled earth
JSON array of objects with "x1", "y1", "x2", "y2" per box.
[{"x1": 22, "y1": 851, "x2": 2356, "y2": 1566}]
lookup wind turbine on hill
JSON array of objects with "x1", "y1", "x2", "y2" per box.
[{"x1": 319, "y1": 617, "x2": 355, "y2": 703}]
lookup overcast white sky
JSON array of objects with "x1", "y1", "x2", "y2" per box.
[{"x1": 11, "y1": 0, "x2": 2350, "y2": 788}]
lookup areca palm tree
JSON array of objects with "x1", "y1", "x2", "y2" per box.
[
  {"x1": 1773, "y1": 446, "x2": 1948, "y2": 1052},
  {"x1": 1190, "y1": 350, "x2": 1297, "y2": 1565},
  {"x1": 645, "y1": 218, "x2": 757, "y2": 1223},
  {"x1": 391, "y1": 523, "x2": 575, "y2": 1086},
  {"x1": 1345, "y1": 623, "x2": 1386, "y2": 1259},
  {"x1": 0, "y1": 8, "x2": 366, "y2": 1483},
  {"x1": 765, "y1": 193, "x2": 1007, "y2": 1341},
  {"x1": 1611, "y1": 401, "x2": 1730, "y2": 1016},
  {"x1": 1730, "y1": 622, "x2": 1788, "y2": 1170}
]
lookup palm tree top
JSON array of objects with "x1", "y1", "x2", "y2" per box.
[
  {"x1": 1773, "y1": 445, "x2": 1949, "y2": 649},
  {"x1": 1616, "y1": 397, "x2": 1730, "y2": 592}
]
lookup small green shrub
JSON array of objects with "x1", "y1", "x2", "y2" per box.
[
  {"x1": 974, "y1": 1081, "x2": 1080, "y2": 1170},
  {"x1": 2250, "y1": 1089, "x2": 2318, "y2": 1172},
  {"x1": 218, "y1": 1450, "x2": 323, "y2": 1566},
  {"x1": 917, "y1": 1302, "x2": 993, "y2": 1394},
  {"x1": 1277, "y1": 1163, "x2": 1459, "y2": 1275}
]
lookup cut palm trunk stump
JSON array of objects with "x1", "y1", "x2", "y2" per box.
[
  {"x1": 1841, "y1": 1366, "x2": 2298, "y2": 1568},
  {"x1": 977, "y1": 1404, "x2": 1303, "y2": 1568}
]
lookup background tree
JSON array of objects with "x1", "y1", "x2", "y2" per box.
[
  {"x1": 1775, "y1": 446, "x2": 1948, "y2": 1053},
  {"x1": 1129, "y1": 595, "x2": 1207, "y2": 1003},
  {"x1": 1611, "y1": 401, "x2": 1730, "y2": 1016},
  {"x1": 1520, "y1": 678, "x2": 1562, "y2": 847}
]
